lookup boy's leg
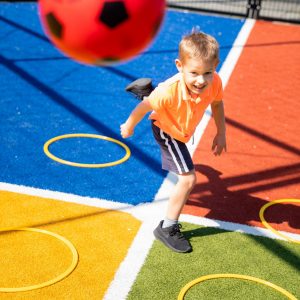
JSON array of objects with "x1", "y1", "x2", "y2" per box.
[
  {"x1": 154, "y1": 170, "x2": 196, "y2": 253},
  {"x1": 151, "y1": 124, "x2": 196, "y2": 252},
  {"x1": 164, "y1": 170, "x2": 196, "y2": 223}
]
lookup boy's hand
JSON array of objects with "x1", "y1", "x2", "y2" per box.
[
  {"x1": 120, "y1": 123, "x2": 134, "y2": 138},
  {"x1": 120, "y1": 98, "x2": 152, "y2": 139},
  {"x1": 212, "y1": 133, "x2": 227, "y2": 156}
]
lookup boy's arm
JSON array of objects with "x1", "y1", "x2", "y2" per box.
[
  {"x1": 210, "y1": 100, "x2": 227, "y2": 156},
  {"x1": 120, "y1": 98, "x2": 153, "y2": 138}
]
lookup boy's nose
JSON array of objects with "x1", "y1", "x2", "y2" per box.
[{"x1": 196, "y1": 75, "x2": 205, "y2": 84}]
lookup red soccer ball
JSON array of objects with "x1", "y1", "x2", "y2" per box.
[{"x1": 38, "y1": 0, "x2": 166, "y2": 65}]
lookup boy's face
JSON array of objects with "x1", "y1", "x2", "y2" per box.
[{"x1": 175, "y1": 57, "x2": 217, "y2": 96}]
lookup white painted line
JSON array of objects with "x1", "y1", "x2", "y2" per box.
[
  {"x1": 0, "y1": 182, "x2": 132, "y2": 211},
  {"x1": 180, "y1": 214, "x2": 300, "y2": 242},
  {"x1": 103, "y1": 221, "x2": 156, "y2": 300},
  {"x1": 219, "y1": 18, "x2": 255, "y2": 88},
  {"x1": 3, "y1": 181, "x2": 299, "y2": 242}
]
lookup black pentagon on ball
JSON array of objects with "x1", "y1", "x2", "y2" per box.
[
  {"x1": 99, "y1": 1, "x2": 129, "y2": 28},
  {"x1": 46, "y1": 12, "x2": 63, "y2": 39},
  {"x1": 95, "y1": 57, "x2": 121, "y2": 65}
]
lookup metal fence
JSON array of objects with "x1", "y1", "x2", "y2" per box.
[
  {"x1": 167, "y1": 0, "x2": 300, "y2": 23},
  {"x1": 1, "y1": 0, "x2": 299, "y2": 23}
]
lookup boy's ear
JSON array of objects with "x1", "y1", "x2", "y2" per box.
[
  {"x1": 175, "y1": 59, "x2": 183, "y2": 72},
  {"x1": 214, "y1": 59, "x2": 219, "y2": 69}
]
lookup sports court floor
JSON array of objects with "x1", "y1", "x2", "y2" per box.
[{"x1": 0, "y1": 3, "x2": 299, "y2": 299}]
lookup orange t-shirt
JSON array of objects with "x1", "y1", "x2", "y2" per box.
[{"x1": 148, "y1": 72, "x2": 223, "y2": 143}]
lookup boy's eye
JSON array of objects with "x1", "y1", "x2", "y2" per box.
[{"x1": 190, "y1": 71, "x2": 212, "y2": 76}]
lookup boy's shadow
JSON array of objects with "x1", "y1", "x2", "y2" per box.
[
  {"x1": 183, "y1": 226, "x2": 227, "y2": 241},
  {"x1": 185, "y1": 164, "x2": 300, "y2": 231}
]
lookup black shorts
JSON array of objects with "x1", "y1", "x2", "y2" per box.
[{"x1": 151, "y1": 121, "x2": 194, "y2": 175}]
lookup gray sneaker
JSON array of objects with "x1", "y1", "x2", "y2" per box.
[
  {"x1": 125, "y1": 78, "x2": 154, "y2": 100},
  {"x1": 153, "y1": 220, "x2": 192, "y2": 253}
]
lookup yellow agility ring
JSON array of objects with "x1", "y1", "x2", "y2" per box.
[
  {"x1": 44, "y1": 133, "x2": 131, "y2": 168},
  {"x1": 178, "y1": 274, "x2": 297, "y2": 300},
  {"x1": 259, "y1": 199, "x2": 300, "y2": 244},
  {"x1": 0, "y1": 227, "x2": 78, "y2": 292}
]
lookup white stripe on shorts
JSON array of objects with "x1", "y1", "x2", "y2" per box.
[{"x1": 160, "y1": 130, "x2": 189, "y2": 174}]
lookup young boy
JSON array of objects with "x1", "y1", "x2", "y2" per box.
[{"x1": 121, "y1": 31, "x2": 227, "y2": 253}]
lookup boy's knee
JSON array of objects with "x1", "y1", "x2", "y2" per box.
[
  {"x1": 180, "y1": 171, "x2": 197, "y2": 190},
  {"x1": 189, "y1": 173, "x2": 197, "y2": 189}
]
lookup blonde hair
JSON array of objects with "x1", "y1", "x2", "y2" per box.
[{"x1": 179, "y1": 30, "x2": 219, "y2": 64}]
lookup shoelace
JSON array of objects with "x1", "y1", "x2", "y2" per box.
[{"x1": 169, "y1": 224, "x2": 184, "y2": 239}]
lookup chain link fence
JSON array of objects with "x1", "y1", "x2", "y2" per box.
[
  {"x1": 0, "y1": 0, "x2": 299, "y2": 23},
  {"x1": 167, "y1": 0, "x2": 300, "y2": 23}
]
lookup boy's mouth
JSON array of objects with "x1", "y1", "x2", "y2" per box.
[{"x1": 193, "y1": 84, "x2": 207, "y2": 92}]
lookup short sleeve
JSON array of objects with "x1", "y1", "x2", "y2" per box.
[
  {"x1": 213, "y1": 72, "x2": 223, "y2": 101},
  {"x1": 147, "y1": 86, "x2": 172, "y2": 111}
]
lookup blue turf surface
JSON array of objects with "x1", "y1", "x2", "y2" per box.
[{"x1": 0, "y1": 3, "x2": 244, "y2": 204}]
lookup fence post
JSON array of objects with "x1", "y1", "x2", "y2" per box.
[{"x1": 247, "y1": 0, "x2": 262, "y2": 19}]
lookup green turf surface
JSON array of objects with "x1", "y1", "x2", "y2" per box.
[{"x1": 127, "y1": 223, "x2": 300, "y2": 300}]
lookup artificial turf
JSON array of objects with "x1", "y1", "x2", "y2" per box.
[
  {"x1": 127, "y1": 223, "x2": 300, "y2": 300},
  {"x1": 0, "y1": 191, "x2": 141, "y2": 299}
]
